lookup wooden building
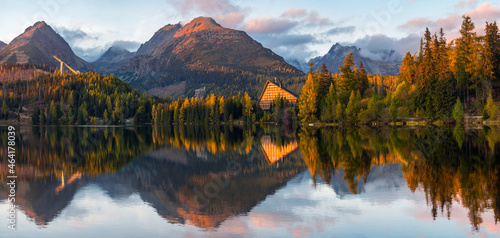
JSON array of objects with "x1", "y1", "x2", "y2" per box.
[{"x1": 258, "y1": 80, "x2": 298, "y2": 110}]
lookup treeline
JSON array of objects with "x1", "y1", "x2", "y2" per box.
[
  {"x1": 0, "y1": 68, "x2": 159, "y2": 125},
  {"x1": 152, "y1": 92, "x2": 253, "y2": 125},
  {"x1": 298, "y1": 15, "x2": 500, "y2": 124}
]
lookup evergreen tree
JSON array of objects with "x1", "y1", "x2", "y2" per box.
[
  {"x1": 452, "y1": 98, "x2": 464, "y2": 122},
  {"x1": 399, "y1": 52, "x2": 415, "y2": 85},
  {"x1": 483, "y1": 21, "x2": 500, "y2": 96},
  {"x1": 453, "y1": 15, "x2": 478, "y2": 105},
  {"x1": 32, "y1": 106, "x2": 41, "y2": 125},
  {"x1": 339, "y1": 52, "x2": 356, "y2": 92},
  {"x1": 41, "y1": 108, "x2": 46, "y2": 124},
  {"x1": 485, "y1": 94, "x2": 498, "y2": 120},
  {"x1": 357, "y1": 62, "x2": 369, "y2": 96},
  {"x1": 345, "y1": 91, "x2": 360, "y2": 124}
]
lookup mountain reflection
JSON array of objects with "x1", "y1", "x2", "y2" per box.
[{"x1": 0, "y1": 125, "x2": 499, "y2": 232}]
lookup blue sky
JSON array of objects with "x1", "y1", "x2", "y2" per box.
[{"x1": 0, "y1": 0, "x2": 499, "y2": 62}]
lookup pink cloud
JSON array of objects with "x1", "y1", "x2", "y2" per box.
[
  {"x1": 455, "y1": 0, "x2": 477, "y2": 9},
  {"x1": 281, "y1": 8, "x2": 307, "y2": 18},
  {"x1": 398, "y1": 2, "x2": 500, "y2": 39},
  {"x1": 465, "y1": 2, "x2": 500, "y2": 21},
  {"x1": 304, "y1": 10, "x2": 331, "y2": 25},
  {"x1": 281, "y1": 8, "x2": 331, "y2": 25},
  {"x1": 168, "y1": 0, "x2": 247, "y2": 28},
  {"x1": 214, "y1": 11, "x2": 246, "y2": 29},
  {"x1": 244, "y1": 16, "x2": 297, "y2": 33}
]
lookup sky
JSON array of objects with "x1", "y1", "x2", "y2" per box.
[{"x1": 0, "y1": 0, "x2": 499, "y2": 62}]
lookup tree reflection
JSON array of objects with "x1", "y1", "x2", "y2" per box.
[{"x1": 299, "y1": 126, "x2": 500, "y2": 230}]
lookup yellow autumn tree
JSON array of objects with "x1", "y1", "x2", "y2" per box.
[{"x1": 298, "y1": 73, "x2": 317, "y2": 123}]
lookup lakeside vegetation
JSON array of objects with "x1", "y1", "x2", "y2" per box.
[{"x1": 297, "y1": 16, "x2": 500, "y2": 125}]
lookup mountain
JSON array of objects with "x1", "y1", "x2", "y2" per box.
[
  {"x1": 286, "y1": 58, "x2": 309, "y2": 73},
  {"x1": 116, "y1": 17, "x2": 303, "y2": 97},
  {"x1": 0, "y1": 21, "x2": 94, "y2": 72},
  {"x1": 311, "y1": 43, "x2": 402, "y2": 76},
  {"x1": 0, "y1": 41, "x2": 6, "y2": 50},
  {"x1": 135, "y1": 23, "x2": 182, "y2": 56},
  {"x1": 93, "y1": 46, "x2": 135, "y2": 73}
]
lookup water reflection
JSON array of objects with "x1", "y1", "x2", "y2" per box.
[
  {"x1": 0, "y1": 125, "x2": 498, "y2": 236},
  {"x1": 299, "y1": 126, "x2": 500, "y2": 231}
]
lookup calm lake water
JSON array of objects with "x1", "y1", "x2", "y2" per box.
[{"x1": 0, "y1": 125, "x2": 499, "y2": 237}]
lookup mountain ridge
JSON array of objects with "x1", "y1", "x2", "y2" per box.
[
  {"x1": 0, "y1": 21, "x2": 94, "y2": 71},
  {"x1": 93, "y1": 46, "x2": 135, "y2": 73},
  {"x1": 115, "y1": 16, "x2": 304, "y2": 97},
  {"x1": 290, "y1": 43, "x2": 402, "y2": 76}
]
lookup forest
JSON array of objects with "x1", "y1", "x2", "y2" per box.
[
  {"x1": 0, "y1": 65, "x2": 158, "y2": 125},
  {"x1": 297, "y1": 16, "x2": 500, "y2": 125}
]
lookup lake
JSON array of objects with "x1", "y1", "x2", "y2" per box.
[{"x1": 0, "y1": 125, "x2": 499, "y2": 237}]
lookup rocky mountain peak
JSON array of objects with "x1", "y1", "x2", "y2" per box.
[
  {"x1": 0, "y1": 41, "x2": 6, "y2": 50},
  {"x1": 0, "y1": 21, "x2": 94, "y2": 71},
  {"x1": 326, "y1": 43, "x2": 358, "y2": 58},
  {"x1": 174, "y1": 17, "x2": 223, "y2": 37},
  {"x1": 136, "y1": 23, "x2": 182, "y2": 56}
]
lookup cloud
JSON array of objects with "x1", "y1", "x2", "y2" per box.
[
  {"x1": 167, "y1": 0, "x2": 247, "y2": 28},
  {"x1": 351, "y1": 34, "x2": 421, "y2": 61},
  {"x1": 54, "y1": 26, "x2": 97, "y2": 45},
  {"x1": 72, "y1": 45, "x2": 105, "y2": 62},
  {"x1": 326, "y1": 26, "x2": 356, "y2": 36},
  {"x1": 281, "y1": 8, "x2": 307, "y2": 18},
  {"x1": 455, "y1": 0, "x2": 477, "y2": 9},
  {"x1": 398, "y1": 2, "x2": 500, "y2": 37},
  {"x1": 107, "y1": 40, "x2": 141, "y2": 52},
  {"x1": 280, "y1": 8, "x2": 331, "y2": 26},
  {"x1": 244, "y1": 16, "x2": 297, "y2": 33},
  {"x1": 259, "y1": 34, "x2": 316, "y2": 48},
  {"x1": 304, "y1": 10, "x2": 331, "y2": 25},
  {"x1": 465, "y1": 2, "x2": 500, "y2": 20},
  {"x1": 252, "y1": 33, "x2": 318, "y2": 61}
]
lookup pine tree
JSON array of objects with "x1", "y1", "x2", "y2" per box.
[
  {"x1": 318, "y1": 63, "x2": 332, "y2": 98},
  {"x1": 399, "y1": 52, "x2": 415, "y2": 85},
  {"x1": 41, "y1": 108, "x2": 46, "y2": 124},
  {"x1": 339, "y1": 52, "x2": 356, "y2": 92},
  {"x1": 484, "y1": 21, "x2": 500, "y2": 97},
  {"x1": 243, "y1": 92, "x2": 253, "y2": 122},
  {"x1": 357, "y1": 61, "x2": 369, "y2": 96},
  {"x1": 298, "y1": 73, "x2": 318, "y2": 123},
  {"x1": 485, "y1": 94, "x2": 498, "y2": 120},
  {"x1": 32, "y1": 106, "x2": 41, "y2": 125},
  {"x1": 452, "y1": 98, "x2": 464, "y2": 122},
  {"x1": 453, "y1": 15, "x2": 478, "y2": 105},
  {"x1": 335, "y1": 100, "x2": 343, "y2": 123},
  {"x1": 345, "y1": 90, "x2": 360, "y2": 124}
]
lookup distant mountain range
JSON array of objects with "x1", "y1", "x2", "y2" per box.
[
  {"x1": 93, "y1": 46, "x2": 135, "y2": 73},
  {"x1": 0, "y1": 19, "x2": 402, "y2": 98},
  {"x1": 288, "y1": 43, "x2": 402, "y2": 76},
  {"x1": 0, "y1": 21, "x2": 94, "y2": 72}
]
